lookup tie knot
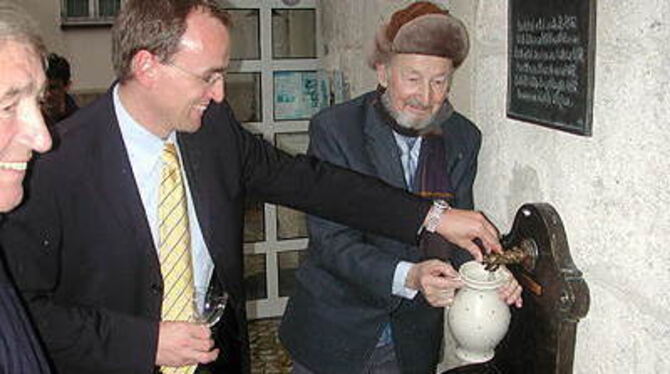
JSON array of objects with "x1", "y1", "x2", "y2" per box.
[
  {"x1": 403, "y1": 136, "x2": 418, "y2": 150},
  {"x1": 162, "y1": 143, "x2": 179, "y2": 166}
]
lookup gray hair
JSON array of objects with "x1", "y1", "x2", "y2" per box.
[{"x1": 0, "y1": 1, "x2": 46, "y2": 61}]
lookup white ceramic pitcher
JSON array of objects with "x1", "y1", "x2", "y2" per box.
[{"x1": 447, "y1": 261, "x2": 511, "y2": 364}]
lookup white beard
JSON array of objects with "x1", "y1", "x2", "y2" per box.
[{"x1": 380, "y1": 91, "x2": 436, "y2": 131}]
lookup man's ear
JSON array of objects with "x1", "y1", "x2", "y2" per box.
[
  {"x1": 130, "y1": 50, "x2": 159, "y2": 85},
  {"x1": 376, "y1": 63, "x2": 389, "y2": 88}
]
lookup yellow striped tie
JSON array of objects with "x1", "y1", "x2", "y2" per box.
[{"x1": 159, "y1": 143, "x2": 197, "y2": 374}]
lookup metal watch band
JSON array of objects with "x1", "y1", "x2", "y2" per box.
[{"x1": 424, "y1": 199, "x2": 451, "y2": 233}]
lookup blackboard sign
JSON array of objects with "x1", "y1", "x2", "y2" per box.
[{"x1": 507, "y1": 0, "x2": 596, "y2": 136}]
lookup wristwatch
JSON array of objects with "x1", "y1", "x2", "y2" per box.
[{"x1": 423, "y1": 199, "x2": 451, "y2": 233}]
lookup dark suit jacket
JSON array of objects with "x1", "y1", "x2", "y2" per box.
[
  {"x1": 0, "y1": 259, "x2": 51, "y2": 373},
  {"x1": 279, "y1": 92, "x2": 481, "y2": 374},
  {"x1": 0, "y1": 89, "x2": 432, "y2": 374}
]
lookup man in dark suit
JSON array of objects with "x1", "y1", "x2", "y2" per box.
[
  {"x1": 0, "y1": 1, "x2": 504, "y2": 373},
  {"x1": 280, "y1": 3, "x2": 522, "y2": 374},
  {"x1": 0, "y1": 3, "x2": 53, "y2": 372}
]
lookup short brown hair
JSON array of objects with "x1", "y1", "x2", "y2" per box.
[
  {"x1": 0, "y1": 2, "x2": 46, "y2": 63},
  {"x1": 112, "y1": 0, "x2": 231, "y2": 82}
]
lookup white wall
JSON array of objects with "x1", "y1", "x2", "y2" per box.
[
  {"x1": 21, "y1": 0, "x2": 116, "y2": 93},
  {"x1": 319, "y1": 0, "x2": 413, "y2": 94},
  {"x1": 323, "y1": 0, "x2": 670, "y2": 372},
  {"x1": 461, "y1": 1, "x2": 670, "y2": 372}
]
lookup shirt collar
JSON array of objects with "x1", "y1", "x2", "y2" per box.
[{"x1": 113, "y1": 84, "x2": 176, "y2": 161}]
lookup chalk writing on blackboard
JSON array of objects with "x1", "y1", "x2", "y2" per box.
[
  {"x1": 507, "y1": 0, "x2": 595, "y2": 136},
  {"x1": 512, "y1": 15, "x2": 583, "y2": 110}
]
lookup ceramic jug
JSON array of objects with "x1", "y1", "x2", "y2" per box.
[{"x1": 448, "y1": 261, "x2": 511, "y2": 364}]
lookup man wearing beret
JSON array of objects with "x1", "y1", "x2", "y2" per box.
[{"x1": 280, "y1": 3, "x2": 523, "y2": 373}]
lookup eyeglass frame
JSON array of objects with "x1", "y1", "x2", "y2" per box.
[{"x1": 163, "y1": 61, "x2": 226, "y2": 87}]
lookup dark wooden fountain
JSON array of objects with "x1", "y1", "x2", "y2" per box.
[{"x1": 443, "y1": 203, "x2": 590, "y2": 374}]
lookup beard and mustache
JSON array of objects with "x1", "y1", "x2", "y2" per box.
[{"x1": 380, "y1": 90, "x2": 453, "y2": 136}]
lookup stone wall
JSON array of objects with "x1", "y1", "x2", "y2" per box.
[
  {"x1": 323, "y1": 0, "x2": 670, "y2": 372},
  {"x1": 319, "y1": 0, "x2": 414, "y2": 95},
  {"x1": 463, "y1": 1, "x2": 670, "y2": 372}
]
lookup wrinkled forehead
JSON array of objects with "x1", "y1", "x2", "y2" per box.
[
  {"x1": 0, "y1": 40, "x2": 45, "y2": 97},
  {"x1": 0, "y1": 35, "x2": 44, "y2": 62},
  {"x1": 0, "y1": 38, "x2": 43, "y2": 66},
  {"x1": 387, "y1": 53, "x2": 453, "y2": 75}
]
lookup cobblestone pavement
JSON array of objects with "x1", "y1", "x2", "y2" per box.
[{"x1": 249, "y1": 318, "x2": 293, "y2": 373}]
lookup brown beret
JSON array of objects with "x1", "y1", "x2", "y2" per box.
[
  {"x1": 368, "y1": 1, "x2": 469, "y2": 69},
  {"x1": 385, "y1": 1, "x2": 449, "y2": 43}
]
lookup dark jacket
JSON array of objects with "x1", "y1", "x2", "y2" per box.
[
  {"x1": 0, "y1": 259, "x2": 51, "y2": 374},
  {"x1": 0, "y1": 89, "x2": 432, "y2": 374},
  {"x1": 280, "y1": 91, "x2": 481, "y2": 374}
]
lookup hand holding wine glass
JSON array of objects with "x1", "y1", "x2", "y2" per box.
[{"x1": 192, "y1": 285, "x2": 228, "y2": 327}]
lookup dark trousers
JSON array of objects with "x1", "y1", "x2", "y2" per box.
[{"x1": 292, "y1": 343, "x2": 401, "y2": 374}]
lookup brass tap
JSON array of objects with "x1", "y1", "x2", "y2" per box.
[{"x1": 483, "y1": 239, "x2": 537, "y2": 272}]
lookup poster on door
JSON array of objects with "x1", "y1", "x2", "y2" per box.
[{"x1": 274, "y1": 70, "x2": 329, "y2": 121}]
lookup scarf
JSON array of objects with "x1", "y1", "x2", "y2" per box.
[
  {"x1": 372, "y1": 88, "x2": 462, "y2": 263},
  {"x1": 372, "y1": 87, "x2": 455, "y2": 201}
]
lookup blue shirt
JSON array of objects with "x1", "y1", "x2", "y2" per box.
[
  {"x1": 391, "y1": 131, "x2": 423, "y2": 301},
  {"x1": 393, "y1": 132, "x2": 423, "y2": 191},
  {"x1": 378, "y1": 132, "x2": 422, "y2": 346}
]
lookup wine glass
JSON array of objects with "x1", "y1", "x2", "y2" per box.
[{"x1": 192, "y1": 286, "x2": 228, "y2": 327}]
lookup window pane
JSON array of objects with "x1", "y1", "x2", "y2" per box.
[
  {"x1": 66, "y1": 0, "x2": 89, "y2": 17},
  {"x1": 273, "y1": 71, "x2": 326, "y2": 121},
  {"x1": 275, "y1": 133, "x2": 309, "y2": 240},
  {"x1": 276, "y1": 206, "x2": 307, "y2": 240},
  {"x1": 244, "y1": 254, "x2": 267, "y2": 301},
  {"x1": 278, "y1": 250, "x2": 306, "y2": 297},
  {"x1": 244, "y1": 136, "x2": 264, "y2": 243},
  {"x1": 275, "y1": 132, "x2": 308, "y2": 155},
  {"x1": 272, "y1": 9, "x2": 317, "y2": 59},
  {"x1": 244, "y1": 195, "x2": 265, "y2": 243},
  {"x1": 227, "y1": 9, "x2": 260, "y2": 60},
  {"x1": 99, "y1": 0, "x2": 121, "y2": 17},
  {"x1": 227, "y1": 72, "x2": 262, "y2": 123}
]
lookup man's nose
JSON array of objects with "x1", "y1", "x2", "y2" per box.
[
  {"x1": 417, "y1": 82, "x2": 432, "y2": 106},
  {"x1": 19, "y1": 102, "x2": 52, "y2": 153}
]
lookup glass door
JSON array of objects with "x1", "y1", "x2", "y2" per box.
[{"x1": 222, "y1": 0, "x2": 323, "y2": 319}]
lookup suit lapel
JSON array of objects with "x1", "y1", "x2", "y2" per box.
[
  {"x1": 87, "y1": 93, "x2": 157, "y2": 261},
  {"x1": 176, "y1": 132, "x2": 214, "y2": 252},
  {"x1": 362, "y1": 102, "x2": 406, "y2": 189},
  {"x1": 440, "y1": 119, "x2": 463, "y2": 183}
]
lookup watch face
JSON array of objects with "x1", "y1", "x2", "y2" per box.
[{"x1": 435, "y1": 200, "x2": 450, "y2": 209}]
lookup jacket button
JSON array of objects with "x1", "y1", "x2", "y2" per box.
[{"x1": 150, "y1": 284, "x2": 162, "y2": 295}]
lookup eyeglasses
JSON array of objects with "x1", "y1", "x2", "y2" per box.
[{"x1": 164, "y1": 62, "x2": 225, "y2": 87}]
